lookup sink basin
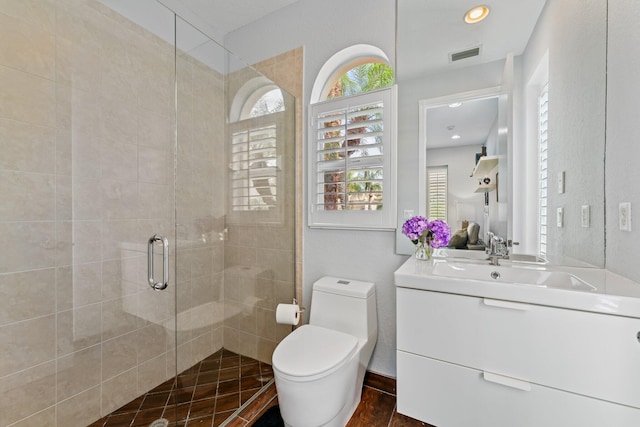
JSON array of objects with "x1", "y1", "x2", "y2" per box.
[
  {"x1": 432, "y1": 248, "x2": 489, "y2": 261},
  {"x1": 431, "y1": 261, "x2": 596, "y2": 291},
  {"x1": 433, "y1": 248, "x2": 548, "y2": 264},
  {"x1": 507, "y1": 253, "x2": 548, "y2": 264}
]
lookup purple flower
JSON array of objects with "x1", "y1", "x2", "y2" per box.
[
  {"x1": 401, "y1": 216, "x2": 451, "y2": 248},
  {"x1": 427, "y1": 219, "x2": 451, "y2": 248},
  {"x1": 401, "y1": 215, "x2": 429, "y2": 242}
]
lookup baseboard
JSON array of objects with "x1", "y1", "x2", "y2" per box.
[{"x1": 364, "y1": 371, "x2": 396, "y2": 395}]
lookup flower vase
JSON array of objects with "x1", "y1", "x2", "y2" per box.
[{"x1": 414, "y1": 240, "x2": 432, "y2": 260}]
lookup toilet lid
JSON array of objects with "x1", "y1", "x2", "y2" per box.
[{"x1": 273, "y1": 325, "x2": 358, "y2": 378}]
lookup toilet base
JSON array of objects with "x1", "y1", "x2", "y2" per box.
[{"x1": 283, "y1": 387, "x2": 362, "y2": 427}]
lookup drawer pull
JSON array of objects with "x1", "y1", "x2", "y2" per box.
[
  {"x1": 483, "y1": 298, "x2": 531, "y2": 311},
  {"x1": 482, "y1": 372, "x2": 531, "y2": 391}
]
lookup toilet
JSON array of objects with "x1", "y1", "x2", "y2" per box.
[{"x1": 272, "y1": 277, "x2": 378, "y2": 427}]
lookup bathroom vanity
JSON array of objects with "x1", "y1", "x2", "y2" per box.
[{"x1": 395, "y1": 257, "x2": 640, "y2": 426}]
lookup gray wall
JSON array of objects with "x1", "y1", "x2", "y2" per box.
[
  {"x1": 606, "y1": 0, "x2": 640, "y2": 282},
  {"x1": 224, "y1": 0, "x2": 403, "y2": 377}
]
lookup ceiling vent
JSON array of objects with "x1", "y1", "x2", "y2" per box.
[{"x1": 450, "y1": 46, "x2": 481, "y2": 62}]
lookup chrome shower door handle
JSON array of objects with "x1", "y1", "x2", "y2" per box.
[{"x1": 148, "y1": 234, "x2": 169, "y2": 290}]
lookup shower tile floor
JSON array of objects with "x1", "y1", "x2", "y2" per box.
[{"x1": 88, "y1": 348, "x2": 273, "y2": 427}]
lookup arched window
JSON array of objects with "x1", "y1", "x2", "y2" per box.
[
  {"x1": 308, "y1": 45, "x2": 397, "y2": 230},
  {"x1": 229, "y1": 78, "x2": 288, "y2": 213},
  {"x1": 327, "y1": 62, "x2": 394, "y2": 99}
]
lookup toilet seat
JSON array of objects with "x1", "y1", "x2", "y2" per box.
[{"x1": 273, "y1": 324, "x2": 358, "y2": 382}]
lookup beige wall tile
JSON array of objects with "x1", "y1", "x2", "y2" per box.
[
  {"x1": 176, "y1": 342, "x2": 194, "y2": 373},
  {"x1": 191, "y1": 332, "x2": 214, "y2": 364},
  {"x1": 56, "y1": 345, "x2": 101, "y2": 401},
  {"x1": 72, "y1": 221, "x2": 102, "y2": 264},
  {"x1": 102, "y1": 295, "x2": 138, "y2": 340},
  {"x1": 101, "y1": 367, "x2": 138, "y2": 416},
  {"x1": 8, "y1": 406, "x2": 55, "y2": 427},
  {"x1": 0, "y1": 118, "x2": 55, "y2": 173},
  {"x1": 0, "y1": 12, "x2": 54, "y2": 79},
  {"x1": 138, "y1": 146, "x2": 170, "y2": 185},
  {"x1": 0, "y1": 170, "x2": 54, "y2": 221},
  {"x1": 56, "y1": 304, "x2": 102, "y2": 356},
  {"x1": 55, "y1": 36, "x2": 102, "y2": 93},
  {"x1": 0, "y1": 0, "x2": 56, "y2": 33},
  {"x1": 0, "y1": 65, "x2": 55, "y2": 127},
  {"x1": 257, "y1": 337, "x2": 276, "y2": 365},
  {"x1": 71, "y1": 262, "x2": 102, "y2": 308},
  {"x1": 138, "y1": 353, "x2": 169, "y2": 396},
  {"x1": 0, "y1": 268, "x2": 55, "y2": 327},
  {"x1": 0, "y1": 315, "x2": 55, "y2": 377},
  {"x1": 256, "y1": 307, "x2": 276, "y2": 341},
  {"x1": 0, "y1": 362, "x2": 56, "y2": 426},
  {"x1": 56, "y1": 385, "x2": 101, "y2": 427},
  {"x1": 137, "y1": 323, "x2": 168, "y2": 364},
  {"x1": 71, "y1": 178, "x2": 103, "y2": 220},
  {"x1": 137, "y1": 286, "x2": 173, "y2": 327},
  {"x1": 138, "y1": 107, "x2": 173, "y2": 150},
  {"x1": 0, "y1": 221, "x2": 55, "y2": 273},
  {"x1": 65, "y1": 130, "x2": 102, "y2": 180},
  {"x1": 101, "y1": 179, "x2": 139, "y2": 220},
  {"x1": 100, "y1": 95, "x2": 138, "y2": 147},
  {"x1": 102, "y1": 332, "x2": 138, "y2": 380},
  {"x1": 258, "y1": 249, "x2": 294, "y2": 283},
  {"x1": 101, "y1": 220, "x2": 141, "y2": 260},
  {"x1": 100, "y1": 142, "x2": 137, "y2": 182}
]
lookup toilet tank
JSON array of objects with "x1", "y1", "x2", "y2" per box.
[{"x1": 309, "y1": 277, "x2": 377, "y2": 341}]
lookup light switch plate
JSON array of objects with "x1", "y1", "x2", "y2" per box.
[
  {"x1": 557, "y1": 207, "x2": 564, "y2": 227},
  {"x1": 403, "y1": 209, "x2": 414, "y2": 220},
  {"x1": 581, "y1": 205, "x2": 590, "y2": 228},
  {"x1": 619, "y1": 202, "x2": 631, "y2": 231},
  {"x1": 557, "y1": 171, "x2": 565, "y2": 194}
]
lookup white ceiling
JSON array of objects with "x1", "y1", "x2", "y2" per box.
[
  {"x1": 168, "y1": 0, "x2": 300, "y2": 35},
  {"x1": 427, "y1": 98, "x2": 498, "y2": 150},
  {"x1": 397, "y1": 0, "x2": 547, "y2": 80},
  {"x1": 399, "y1": 0, "x2": 547, "y2": 150},
  {"x1": 98, "y1": 0, "x2": 545, "y2": 150}
]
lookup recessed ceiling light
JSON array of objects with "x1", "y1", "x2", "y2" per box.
[
  {"x1": 449, "y1": 102, "x2": 463, "y2": 108},
  {"x1": 464, "y1": 6, "x2": 490, "y2": 24},
  {"x1": 451, "y1": 134, "x2": 461, "y2": 140}
]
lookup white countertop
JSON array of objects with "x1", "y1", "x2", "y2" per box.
[{"x1": 395, "y1": 257, "x2": 640, "y2": 318}]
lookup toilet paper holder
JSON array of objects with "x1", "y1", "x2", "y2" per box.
[{"x1": 293, "y1": 298, "x2": 306, "y2": 312}]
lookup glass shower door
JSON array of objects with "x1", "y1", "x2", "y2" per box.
[{"x1": 0, "y1": 0, "x2": 181, "y2": 425}]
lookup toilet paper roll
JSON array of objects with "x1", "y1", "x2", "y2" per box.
[{"x1": 276, "y1": 303, "x2": 300, "y2": 325}]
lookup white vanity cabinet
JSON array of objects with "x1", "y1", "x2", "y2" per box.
[{"x1": 396, "y1": 287, "x2": 640, "y2": 426}]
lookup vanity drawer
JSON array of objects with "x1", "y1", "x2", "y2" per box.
[
  {"x1": 397, "y1": 351, "x2": 640, "y2": 427},
  {"x1": 396, "y1": 287, "x2": 640, "y2": 408}
]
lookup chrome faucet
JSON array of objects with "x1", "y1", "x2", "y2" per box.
[{"x1": 486, "y1": 232, "x2": 508, "y2": 266}]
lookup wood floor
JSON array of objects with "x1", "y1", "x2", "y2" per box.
[{"x1": 231, "y1": 372, "x2": 434, "y2": 427}]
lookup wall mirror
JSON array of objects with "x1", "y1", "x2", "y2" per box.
[{"x1": 396, "y1": 0, "x2": 607, "y2": 268}]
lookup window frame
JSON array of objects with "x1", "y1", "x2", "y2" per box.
[{"x1": 308, "y1": 85, "x2": 397, "y2": 230}]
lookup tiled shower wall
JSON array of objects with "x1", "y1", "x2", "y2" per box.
[
  {"x1": 221, "y1": 49, "x2": 302, "y2": 364},
  {"x1": 0, "y1": 0, "x2": 226, "y2": 425}
]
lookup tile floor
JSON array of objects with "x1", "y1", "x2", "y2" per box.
[
  {"x1": 88, "y1": 349, "x2": 273, "y2": 427},
  {"x1": 87, "y1": 348, "x2": 432, "y2": 427}
]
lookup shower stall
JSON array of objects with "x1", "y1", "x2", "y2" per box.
[{"x1": 0, "y1": 0, "x2": 297, "y2": 425}]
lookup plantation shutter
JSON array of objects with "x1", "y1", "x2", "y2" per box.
[
  {"x1": 230, "y1": 119, "x2": 279, "y2": 212},
  {"x1": 427, "y1": 167, "x2": 447, "y2": 221},
  {"x1": 538, "y1": 84, "x2": 549, "y2": 256},
  {"x1": 309, "y1": 86, "x2": 397, "y2": 229}
]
